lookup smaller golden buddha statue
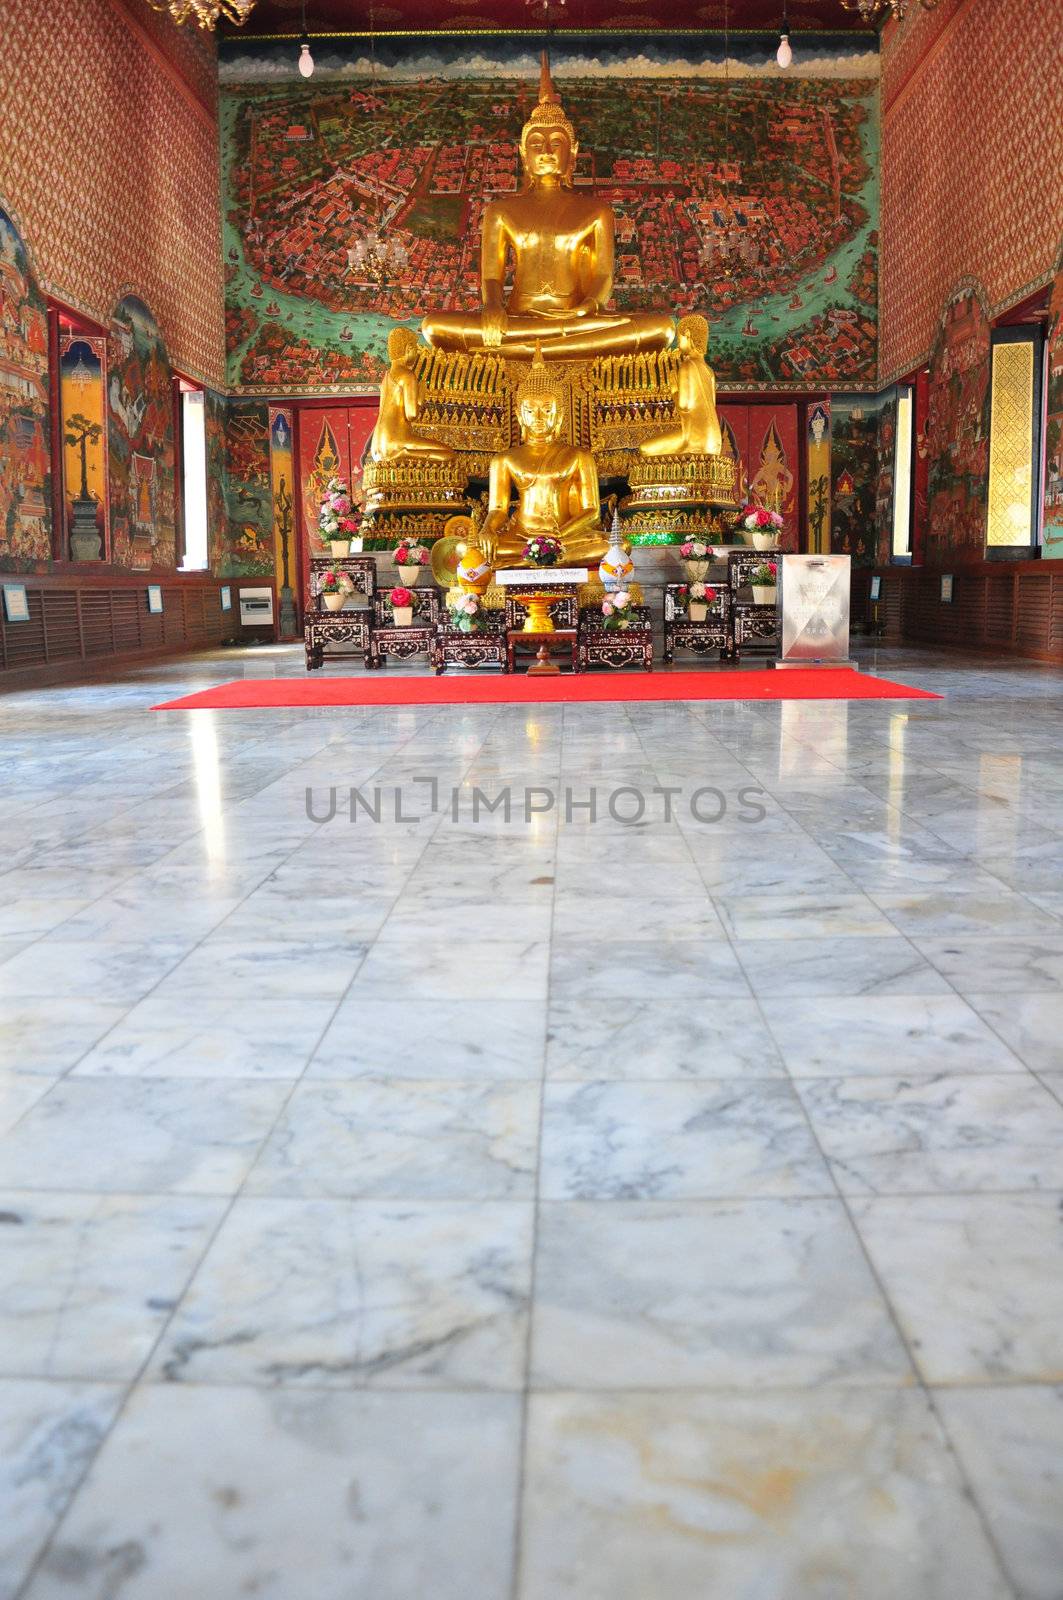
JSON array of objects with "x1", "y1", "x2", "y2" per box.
[
  {"x1": 369, "y1": 326, "x2": 455, "y2": 464},
  {"x1": 639, "y1": 313, "x2": 722, "y2": 458},
  {"x1": 480, "y1": 347, "x2": 607, "y2": 567}
]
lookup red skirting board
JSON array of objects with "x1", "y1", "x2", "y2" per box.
[{"x1": 153, "y1": 668, "x2": 941, "y2": 711}]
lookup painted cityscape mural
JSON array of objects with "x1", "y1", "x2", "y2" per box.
[
  {"x1": 0, "y1": 206, "x2": 51, "y2": 570},
  {"x1": 219, "y1": 35, "x2": 879, "y2": 396}
]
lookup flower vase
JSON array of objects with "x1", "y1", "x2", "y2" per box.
[
  {"x1": 752, "y1": 585, "x2": 777, "y2": 606},
  {"x1": 392, "y1": 605, "x2": 414, "y2": 627},
  {"x1": 322, "y1": 591, "x2": 345, "y2": 612},
  {"x1": 751, "y1": 530, "x2": 779, "y2": 551},
  {"x1": 397, "y1": 565, "x2": 422, "y2": 586},
  {"x1": 683, "y1": 560, "x2": 710, "y2": 582},
  {"x1": 349, "y1": 535, "x2": 363, "y2": 554},
  {"x1": 688, "y1": 601, "x2": 708, "y2": 622},
  {"x1": 329, "y1": 539, "x2": 351, "y2": 558}
]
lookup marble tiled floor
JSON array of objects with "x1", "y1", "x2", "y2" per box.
[{"x1": 2, "y1": 642, "x2": 1063, "y2": 1599}]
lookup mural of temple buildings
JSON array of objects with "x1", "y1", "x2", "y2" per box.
[{"x1": 219, "y1": 34, "x2": 879, "y2": 397}]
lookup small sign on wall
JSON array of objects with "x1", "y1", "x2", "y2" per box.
[
  {"x1": 869, "y1": 576, "x2": 882, "y2": 602},
  {"x1": 2, "y1": 584, "x2": 29, "y2": 623},
  {"x1": 220, "y1": 585, "x2": 232, "y2": 612},
  {"x1": 147, "y1": 585, "x2": 163, "y2": 614},
  {"x1": 940, "y1": 574, "x2": 954, "y2": 604}
]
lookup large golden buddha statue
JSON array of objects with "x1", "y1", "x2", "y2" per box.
[
  {"x1": 369, "y1": 327, "x2": 455, "y2": 463},
  {"x1": 480, "y1": 346, "x2": 607, "y2": 566},
  {"x1": 639, "y1": 313, "x2": 723, "y2": 457},
  {"x1": 421, "y1": 55, "x2": 674, "y2": 361}
]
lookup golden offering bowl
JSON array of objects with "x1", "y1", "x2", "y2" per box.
[{"x1": 522, "y1": 592, "x2": 559, "y2": 633}]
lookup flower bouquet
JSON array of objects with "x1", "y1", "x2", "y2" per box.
[
  {"x1": 601, "y1": 589, "x2": 634, "y2": 630},
  {"x1": 319, "y1": 569, "x2": 352, "y2": 612},
  {"x1": 522, "y1": 533, "x2": 563, "y2": 568},
  {"x1": 750, "y1": 560, "x2": 778, "y2": 605},
  {"x1": 394, "y1": 543, "x2": 430, "y2": 586},
  {"x1": 389, "y1": 585, "x2": 415, "y2": 626},
  {"x1": 736, "y1": 503, "x2": 784, "y2": 551},
  {"x1": 319, "y1": 478, "x2": 361, "y2": 556},
  {"x1": 448, "y1": 593, "x2": 486, "y2": 634},
  {"x1": 687, "y1": 581, "x2": 717, "y2": 623},
  {"x1": 678, "y1": 538, "x2": 713, "y2": 581}
]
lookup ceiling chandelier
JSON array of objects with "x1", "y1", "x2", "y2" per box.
[
  {"x1": 838, "y1": 0, "x2": 941, "y2": 20},
  {"x1": 147, "y1": 0, "x2": 255, "y2": 28}
]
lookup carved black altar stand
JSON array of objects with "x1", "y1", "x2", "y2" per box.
[
  {"x1": 433, "y1": 611, "x2": 507, "y2": 674},
  {"x1": 662, "y1": 585, "x2": 730, "y2": 664},
  {"x1": 728, "y1": 549, "x2": 781, "y2": 660},
  {"x1": 578, "y1": 605, "x2": 654, "y2": 671},
  {"x1": 304, "y1": 554, "x2": 376, "y2": 671},
  {"x1": 368, "y1": 586, "x2": 440, "y2": 669}
]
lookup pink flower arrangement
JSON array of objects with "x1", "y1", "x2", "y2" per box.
[
  {"x1": 679, "y1": 539, "x2": 711, "y2": 560},
  {"x1": 602, "y1": 589, "x2": 634, "y2": 629},
  {"x1": 689, "y1": 582, "x2": 717, "y2": 603},
  {"x1": 448, "y1": 593, "x2": 485, "y2": 633},
  {"x1": 736, "y1": 503, "x2": 784, "y2": 534},
  {"x1": 751, "y1": 560, "x2": 778, "y2": 586},
  {"x1": 319, "y1": 569, "x2": 350, "y2": 594},
  {"x1": 389, "y1": 586, "x2": 414, "y2": 609},
  {"x1": 394, "y1": 543, "x2": 430, "y2": 567}
]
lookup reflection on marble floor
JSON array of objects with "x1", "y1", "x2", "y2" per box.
[{"x1": 2, "y1": 642, "x2": 1063, "y2": 1598}]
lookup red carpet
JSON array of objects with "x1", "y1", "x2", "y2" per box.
[{"x1": 154, "y1": 668, "x2": 940, "y2": 710}]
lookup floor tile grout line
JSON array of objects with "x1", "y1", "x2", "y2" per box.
[{"x1": 626, "y1": 692, "x2": 1026, "y2": 1600}]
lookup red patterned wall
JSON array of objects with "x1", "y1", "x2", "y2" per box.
[
  {"x1": 880, "y1": 0, "x2": 1063, "y2": 384},
  {"x1": 0, "y1": 0, "x2": 225, "y2": 387}
]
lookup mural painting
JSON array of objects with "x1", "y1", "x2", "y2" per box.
[
  {"x1": 296, "y1": 403, "x2": 377, "y2": 589},
  {"x1": 874, "y1": 389, "x2": 898, "y2": 566},
  {"x1": 59, "y1": 334, "x2": 109, "y2": 562},
  {"x1": 831, "y1": 394, "x2": 886, "y2": 568},
  {"x1": 219, "y1": 35, "x2": 879, "y2": 396},
  {"x1": 108, "y1": 295, "x2": 175, "y2": 570},
  {"x1": 268, "y1": 405, "x2": 299, "y2": 634},
  {"x1": 221, "y1": 400, "x2": 273, "y2": 576},
  {"x1": 1043, "y1": 248, "x2": 1063, "y2": 559},
  {"x1": 0, "y1": 206, "x2": 51, "y2": 569},
  {"x1": 719, "y1": 403, "x2": 799, "y2": 550},
  {"x1": 205, "y1": 388, "x2": 229, "y2": 573},
  {"x1": 807, "y1": 400, "x2": 832, "y2": 554},
  {"x1": 924, "y1": 283, "x2": 991, "y2": 566}
]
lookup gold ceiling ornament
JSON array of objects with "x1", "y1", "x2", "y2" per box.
[
  {"x1": 838, "y1": 0, "x2": 942, "y2": 21},
  {"x1": 147, "y1": 0, "x2": 255, "y2": 26}
]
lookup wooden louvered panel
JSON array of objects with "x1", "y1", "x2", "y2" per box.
[
  {"x1": 1015, "y1": 576, "x2": 1051, "y2": 649},
  {"x1": 79, "y1": 592, "x2": 115, "y2": 656},
  {"x1": 984, "y1": 576, "x2": 1014, "y2": 641},
  {"x1": 140, "y1": 611, "x2": 165, "y2": 649},
  {"x1": 1051, "y1": 574, "x2": 1063, "y2": 648},
  {"x1": 40, "y1": 592, "x2": 81, "y2": 662},
  {"x1": 163, "y1": 591, "x2": 186, "y2": 643},
  {"x1": 111, "y1": 591, "x2": 142, "y2": 651},
  {"x1": 2, "y1": 592, "x2": 47, "y2": 664}
]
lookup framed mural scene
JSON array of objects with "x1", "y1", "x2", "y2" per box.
[
  {"x1": 0, "y1": 205, "x2": 51, "y2": 570},
  {"x1": 108, "y1": 295, "x2": 176, "y2": 571},
  {"x1": 218, "y1": 32, "x2": 879, "y2": 399},
  {"x1": 59, "y1": 334, "x2": 109, "y2": 562}
]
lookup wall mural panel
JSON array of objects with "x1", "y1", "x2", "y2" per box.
[
  {"x1": 107, "y1": 296, "x2": 175, "y2": 571},
  {"x1": 59, "y1": 334, "x2": 108, "y2": 562},
  {"x1": 924, "y1": 283, "x2": 991, "y2": 567},
  {"x1": 219, "y1": 35, "x2": 878, "y2": 396},
  {"x1": 221, "y1": 400, "x2": 273, "y2": 576},
  {"x1": 831, "y1": 393, "x2": 888, "y2": 569},
  {"x1": 205, "y1": 388, "x2": 229, "y2": 575},
  {"x1": 0, "y1": 206, "x2": 51, "y2": 571},
  {"x1": 1043, "y1": 247, "x2": 1063, "y2": 560}
]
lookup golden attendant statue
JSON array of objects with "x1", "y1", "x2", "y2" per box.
[
  {"x1": 639, "y1": 313, "x2": 723, "y2": 457},
  {"x1": 421, "y1": 54, "x2": 674, "y2": 360},
  {"x1": 480, "y1": 347, "x2": 606, "y2": 566},
  {"x1": 369, "y1": 326, "x2": 455, "y2": 463}
]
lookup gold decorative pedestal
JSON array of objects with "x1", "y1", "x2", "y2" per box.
[
  {"x1": 362, "y1": 457, "x2": 472, "y2": 547},
  {"x1": 522, "y1": 591, "x2": 558, "y2": 633},
  {"x1": 622, "y1": 453, "x2": 740, "y2": 541}
]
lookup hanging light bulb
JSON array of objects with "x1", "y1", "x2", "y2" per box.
[
  {"x1": 776, "y1": 1, "x2": 792, "y2": 67},
  {"x1": 297, "y1": 0, "x2": 313, "y2": 76}
]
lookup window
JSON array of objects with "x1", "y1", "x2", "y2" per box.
[
  {"x1": 178, "y1": 384, "x2": 208, "y2": 571},
  {"x1": 891, "y1": 384, "x2": 914, "y2": 560},
  {"x1": 986, "y1": 327, "x2": 1044, "y2": 554}
]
